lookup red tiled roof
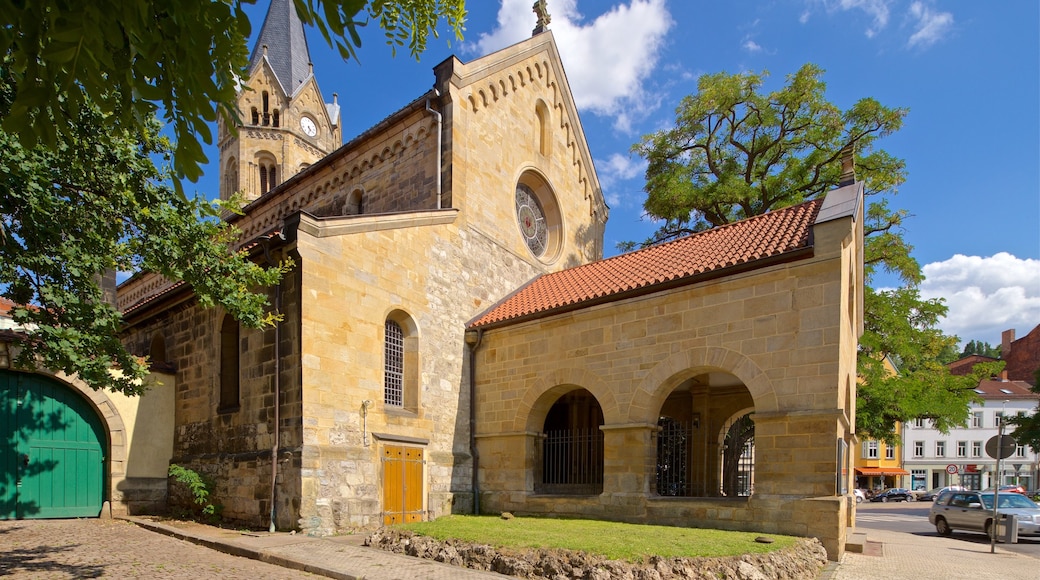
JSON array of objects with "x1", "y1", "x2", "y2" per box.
[
  {"x1": 0, "y1": 297, "x2": 14, "y2": 318},
  {"x1": 469, "y1": 199, "x2": 824, "y2": 329},
  {"x1": 974, "y1": 379, "x2": 1037, "y2": 400}
]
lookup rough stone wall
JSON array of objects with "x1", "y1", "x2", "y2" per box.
[
  {"x1": 120, "y1": 262, "x2": 304, "y2": 530},
  {"x1": 471, "y1": 215, "x2": 860, "y2": 560},
  {"x1": 231, "y1": 106, "x2": 442, "y2": 249},
  {"x1": 292, "y1": 211, "x2": 549, "y2": 535}
]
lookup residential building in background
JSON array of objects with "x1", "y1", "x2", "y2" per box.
[{"x1": 903, "y1": 377, "x2": 1038, "y2": 491}]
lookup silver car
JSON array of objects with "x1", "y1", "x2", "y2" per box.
[{"x1": 929, "y1": 490, "x2": 1040, "y2": 537}]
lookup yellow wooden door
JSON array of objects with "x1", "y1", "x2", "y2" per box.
[{"x1": 382, "y1": 445, "x2": 424, "y2": 525}]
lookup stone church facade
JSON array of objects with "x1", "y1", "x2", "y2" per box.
[{"x1": 113, "y1": 0, "x2": 862, "y2": 561}]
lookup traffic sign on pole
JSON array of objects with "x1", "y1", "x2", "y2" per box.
[{"x1": 985, "y1": 435, "x2": 1016, "y2": 460}]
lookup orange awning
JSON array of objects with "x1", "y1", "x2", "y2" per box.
[{"x1": 855, "y1": 467, "x2": 910, "y2": 476}]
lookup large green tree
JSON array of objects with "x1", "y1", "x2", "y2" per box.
[
  {"x1": 0, "y1": 0, "x2": 466, "y2": 183},
  {"x1": 0, "y1": 1, "x2": 465, "y2": 394},
  {"x1": 631, "y1": 63, "x2": 991, "y2": 442},
  {"x1": 0, "y1": 70, "x2": 288, "y2": 395}
]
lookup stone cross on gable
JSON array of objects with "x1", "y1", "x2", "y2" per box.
[{"x1": 533, "y1": 0, "x2": 551, "y2": 35}]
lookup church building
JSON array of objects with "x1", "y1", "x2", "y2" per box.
[{"x1": 1, "y1": 0, "x2": 865, "y2": 561}]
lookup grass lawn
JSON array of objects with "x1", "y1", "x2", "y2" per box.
[{"x1": 397, "y1": 515, "x2": 800, "y2": 562}]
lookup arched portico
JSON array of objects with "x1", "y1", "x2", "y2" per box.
[{"x1": 633, "y1": 347, "x2": 776, "y2": 424}]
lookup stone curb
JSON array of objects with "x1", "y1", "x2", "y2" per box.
[{"x1": 120, "y1": 517, "x2": 361, "y2": 580}]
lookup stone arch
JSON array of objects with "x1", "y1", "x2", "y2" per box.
[
  {"x1": 634, "y1": 347, "x2": 776, "y2": 424},
  {"x1": 515, "y1": 367, "x2": 617, "y2": 433}
]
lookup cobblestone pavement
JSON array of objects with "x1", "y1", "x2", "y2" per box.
[
  {"x1": 828, "y1": 527, "x2": 1040, "y2": 580},
  {"x1": 0, "y1": 518, "x2": 320, "y2": 579}
]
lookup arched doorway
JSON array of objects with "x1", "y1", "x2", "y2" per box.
[
  {"x1": 1, "y1": 371, "x2": 106, "y2": 519},
  {"x1": 720, "y1": 412, "x2": 755, "y2": 497},
  {"x1": 537, "y1": 388, "x2": 603, "y2": 495},
  {"x1": 655, "y1": 372, "x2": 754, "y2": 497}
]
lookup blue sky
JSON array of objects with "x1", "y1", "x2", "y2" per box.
[{"x1": 204, "y1": 0, "x2": 1039, "y2": 346}]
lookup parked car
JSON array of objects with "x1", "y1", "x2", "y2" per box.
[
  {"x1": 929, "y1": 490, "x2": 1040, "y2": 537},
  {"x1": 870, "y1": 488, "x2": 913, "y2": 502},
  {"x1": 918, "y1": 485, "x2": 966, "y2": 502},
  {"x1": 999, "y1": 485, "x2": 1028, "y2": 495},
  {"x1": 853, "y1": 489, "x2": 866, "y2": 503}
]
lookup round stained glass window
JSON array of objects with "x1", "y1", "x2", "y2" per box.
[{"x1": 515, "y1": 183, "x2": 548, "y2": 256}]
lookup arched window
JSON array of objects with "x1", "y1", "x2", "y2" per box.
[
  {"x1": 261, "y1": 91, "x2": 270, "y2": 126},
  {"x1": 345, "y1": 189, "x2": 363, "y2": 215},
  {"x1": 251, "y1": 107, "x2": 259, "y2": 125},
  {"x1": 384, "y1": 311, "x2": 419, "y2": 413},
  {"x1": 535, "y1": 100, "x2": 551, "y2": 156},
  {"x1": 149, "y1": 334, "x2": 166, "y2": 366},
  {"x1": 384, "y1": 320, "x2": 404, "y2": 406},
  {"x1": 219, "y1": 314, "x2": 240, "y2": 411},
  {"x1": 272, "y1": 109, "x2": 280, "y2": 128},
  {"x1": 258, "y1": 163, "x2": 278, "y2": 194},
  {"x1": 224, "y1": 157, "x2": 238, "y2": 199}
]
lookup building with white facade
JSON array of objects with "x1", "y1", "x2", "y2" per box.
[{"x1": 903, "y1": 377, "x2": 1038, "y2": 492}]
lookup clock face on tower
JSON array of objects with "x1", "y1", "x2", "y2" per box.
[
  {"x1": 515, "y1": 183, "x2": 548, "y2": 256},
  {"x1": 300, "y1": 116, "x2": 317, "y2": 137}
]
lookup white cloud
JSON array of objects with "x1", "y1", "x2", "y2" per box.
[
  {"x1": 596, "y1": 153, "x2": 647, "y2": 208},
  {"x1": 743, "y1": 39, "x2": 762, "y2": 53},
  {"x1": 470, "y1": 0, "x2": 673, "y2": 130},
  {"x1": 803, "y1": 0, "x2": 891, "y2": 38},
  {"x1": 920, "y1": 253, "x2": 1040, "y2": 344},
  {"x1": 906, "y1": 1, "x2": 954, "y2": 49}
]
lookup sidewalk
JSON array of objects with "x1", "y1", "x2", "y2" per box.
[
  {"x1": 825, "y1": 526, "x2": 1040, "y2": 580},
  {"x1": 122, "y1": 517, "x2": 511, "y2": 580},
  {"x1": 124, "y1": 516, "x2": 1039, "y2": 580}
]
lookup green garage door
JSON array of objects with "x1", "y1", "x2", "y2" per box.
[{"x1": 1, "y1": 371, "x2": 106, "y2": 519}]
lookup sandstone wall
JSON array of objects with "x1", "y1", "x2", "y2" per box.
[{"x1": 472, "y1": 214, "x2": 860, "y2": 560}]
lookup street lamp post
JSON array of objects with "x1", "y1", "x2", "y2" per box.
[{"x1": 991, "y1": 400, "x2": 1008, "y2": 554}]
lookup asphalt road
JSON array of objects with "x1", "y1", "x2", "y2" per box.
[{"x1": 855, "y1": 497, "x2": 1040, "y2": 558}]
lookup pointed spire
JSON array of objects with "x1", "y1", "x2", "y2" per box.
[{"x1": 249, "y1": 0, "x2": 313, "y2": 95}]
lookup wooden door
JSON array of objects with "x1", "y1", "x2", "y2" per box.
[
  {"x1": 0, "y1": 371, "x2": 105, "y2": 519},
  {"x1": 382, "y1": 445, "x2": 424, "y2": 525}
]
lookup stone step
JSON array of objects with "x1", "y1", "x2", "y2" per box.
[{"x1": 845, "y1": 531, "x2": 868, "y2": 553}]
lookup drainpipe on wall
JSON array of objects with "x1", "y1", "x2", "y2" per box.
[
  {"x1": 425, "y1": 89, "x2": 442, "y2": 210},
  {"x1": 465, "y1": 328, "x2": 484, "y2": 515},
  {"x1": 260, "y1": 233, "x2": 285, "y2": 533}
]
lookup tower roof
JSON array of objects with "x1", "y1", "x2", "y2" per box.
[{"x1": 249, "y1": 0, "x2": 313, "y2": 95}]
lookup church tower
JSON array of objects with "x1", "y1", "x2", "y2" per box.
[{"x1": 218, "y1": 0, "x2": 342, "y2": 202}]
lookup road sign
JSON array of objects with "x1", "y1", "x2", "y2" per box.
[
  {"x1": 985, "y1": 435, "x2": 1016, "y2": 460},
  {"x1": 945, "y1": 464, "x2": 958, "y2": 475}
]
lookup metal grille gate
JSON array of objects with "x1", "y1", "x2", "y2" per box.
[
  {"x1": 656, "y1": 418, "x2": 693, "y2": 496},
  {"x1": 538, "y1": 428, "x2": 603, "y2": 495}
]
